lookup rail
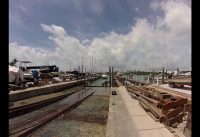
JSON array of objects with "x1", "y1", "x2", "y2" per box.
[{"x1": 9, "y1": 89, "x2": 95, "y2": 137}]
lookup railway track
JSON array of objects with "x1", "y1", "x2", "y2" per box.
[
  {"x1": 9, "y1": 89, "x2": 82, "y2": 118},
  {"x1": 9, "y1": 89, "x2": 95, "y2": 137}
]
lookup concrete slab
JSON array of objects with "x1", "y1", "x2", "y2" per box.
[
  {"x1": 138, "y1": 128, "x2": 173, "y2": 137},
  {"x1": 9, "y1": 78, "x2": 98, "y2": 102},
  {"x1": 127, "y1": 105, "x2": 147, "y2": 116},
  {"x1": 106, "y1": 86, "x2": 174, "y2": 137},
  {"x1": 131, "y1": 115, "x2": 164, "y2": 130}
]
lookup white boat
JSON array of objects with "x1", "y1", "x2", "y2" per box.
[
  {"x1": 9, "y1": 65, "x2": 24, "y2": 83},
  {"x1": 102, "y1": 74, "x2": 108, "y2": 79}
]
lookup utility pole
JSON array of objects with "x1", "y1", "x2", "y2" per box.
[
  {"x1": 112, "y1": 66, "x2": 114, "y2": 87},
  {"x1": 162, "y1": 67, "x2": 165, "y2": 84},
  {"x1": 152, "y1": 69, "x2": 154, "y2": 84},
  {"x1": 82, "y1": 56, "x2": 84, "y2": 78},
  {"x1": 85, "y1": 67, "x2": 87, "y2": 88},
  {"x1": 95, "y1": 58, "x2": 97, "y2": 74},
  {"x1": 101, "y1": 63, "x2": 102, "y2": 73},
  {"x1": 69, "y1": 60, "x2": 71, "y2": 71},
  {"x1": 77, "y1": 66, "x2": 80, "y2": 85},
  {"x1": 109, "y1": 66, "x2": 111, "y2": 87},
  {"x1": 177, "y1": 67, "x2": 179, "y2": 76},
  {"x1": 92, "y1": 56, "x2": 93, "y2": 74}
]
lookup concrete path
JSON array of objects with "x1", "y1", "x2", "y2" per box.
[{"x1": 106, "y1": 86, "x2": 173, "y2": 137}]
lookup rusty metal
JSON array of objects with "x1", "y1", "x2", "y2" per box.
[{"x1": 9, "y1": 90, "x2": 94, "y2": 137}]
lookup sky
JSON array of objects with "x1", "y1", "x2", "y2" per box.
[{"x1": 9, "y1": 0, "x2": 191, "y2": 72}]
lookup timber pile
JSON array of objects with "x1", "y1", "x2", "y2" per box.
[
  {"x1": 183, "y1": 104, "x2": 192, "y2": 137},
  {"x1": 127, "y1": 86, "x2": 190, "y2": 128}
]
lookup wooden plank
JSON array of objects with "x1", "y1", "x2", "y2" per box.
[
  {"x1": 166, "y1": 112, "x2": 184, "y2": 126},
  {"x1": 165, "y1": 106, "x2": 184, "y2": 119},
  {"x1": 147, "y1": 111, "x2": 159, "y2": 122},
  {"x1": 186, "y1": 121, "x2": 191, "y2": 130},
  {"x1": 184, "y1": 127, "x2": 191, "y2": 137},
  {"x1": 187, "y1": 112, "x2": 192, "y2": 122},
  {"x1": 138, "y1": 99, "x2": 149, "y2": 111},
  {"x1": 184, "y1": 103, "x2": 192, "y2": 112},
  {"x1": 158, "y1": 93, "x2": 172, "y2": 100},
  {"x1": 162, "y1": 98, "x2": 188, "y2": 112},
  {"x1": 138, "y1": 93, "x2": 158, "y2": 104},
  {"x1": 138, "y1": 97, "x2": 165, "y2": 122}
]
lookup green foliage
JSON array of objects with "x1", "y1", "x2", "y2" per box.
[{"x1": 125, "y1": 70, "x2": 161, "y2": 75}]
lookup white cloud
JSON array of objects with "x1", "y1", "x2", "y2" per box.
[
  {"x1": 9, "y1": 0, "x2": 191, "y2": 71},
  {"x1": 41, "y1": 24, "x2": 67, "y2": 36},
  {"x1": 19, "y1": 5, "x2": 28, "y2": 12},
  {"x1": 9, "y1": 13, "x2": 22, "y2": 25},
  {"x1": 161, "y1": 1, "x2": 191, "y2": 36}
]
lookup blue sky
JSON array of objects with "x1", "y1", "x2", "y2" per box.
[
  {"x1": 9, "y1": 0, "x2": 191, "y2": 71},
  {"x1": 10, "y1": 0, "x2": 160, "y2": 46}
]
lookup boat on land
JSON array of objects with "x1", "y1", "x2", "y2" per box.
[{"x1": 102, "y1": 74, "x2": 108, "y2": 79}]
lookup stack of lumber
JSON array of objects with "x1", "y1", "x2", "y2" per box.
[
  {"x1": 127, "y1": 86, "x2": 190, "y2": 128},
  {"x1": 183, "y1": 104, "x2": 192, "y2": 137}
]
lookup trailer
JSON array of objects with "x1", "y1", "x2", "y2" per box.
[{"x1": 167, "y1": 76, "x2": 191, "y2": 88}]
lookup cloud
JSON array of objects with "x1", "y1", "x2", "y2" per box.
[
  {"x1": 41, "y1": 24, "x2": 67, "y2": 36},
  {"x1": 9, "y1": 42, "x2": 52, "y2": 65},
  {"x1": 9, "y1": 13, "x2": 21, "y2": 25},
  {"x1": 161, "y1": 1, "x2": 191, "y2": 36},
  {"x1": 9, "y1": 0, "x2": 191, "y2": 71},
  {"x1": 19, "y1": 5, "x2": 28, "y2": 12}
]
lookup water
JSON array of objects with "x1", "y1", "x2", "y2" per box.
[
  {"x1": 129, "y1": 75, "x2": 150, "y2": 83},
  {"x1": 88, "y1": 77, "x2": 111, "y2": 87}
]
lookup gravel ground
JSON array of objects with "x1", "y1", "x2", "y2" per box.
[
  {"x1": 10, "y1": 78, "x2": 110, "y2": 137},
  {"x1": 28, "y1": 87, "x2": 110, "y2": 137}
]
